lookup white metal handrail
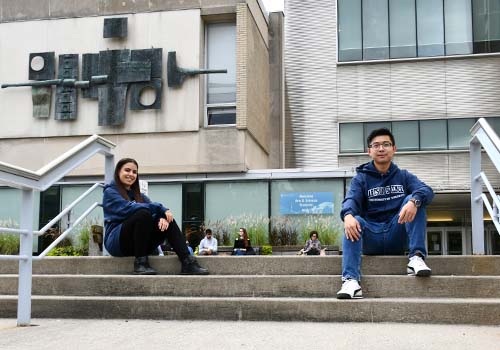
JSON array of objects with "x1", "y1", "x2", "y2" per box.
[
  {"x1": 35, "y1": 202, "x2": 101, "y2": 259},
  {"x1": 35, "y1": 183, "x2": 104, "y2": 236},
  {"x1": 0, "y1": 134, "x2": 115, "y2": 326},
  {"x1": 470, "y1": 118, "x2": 500, "y2": 254}
]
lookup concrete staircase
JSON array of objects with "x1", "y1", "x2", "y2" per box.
[{"x1": 1, "y1": 256, "x2": 499, "y2": 324}]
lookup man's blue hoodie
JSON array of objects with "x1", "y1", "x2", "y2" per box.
[
  {"x1": 103, "y1": 181, "x2": 168, "y2": 256},
  {"x1": 340, "y1": 161, "x2": 434, "y2": 223}
]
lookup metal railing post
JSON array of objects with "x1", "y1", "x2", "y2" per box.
[
  {"x1": 17, "y1": 188, "x2": 35, "y2": 326},
  {"x1": 103, "y1": 154, "x2": 114, "y2": 256},
  {"x1": 470, "y1": 139, "x2": 485, "y2": 255},
  {"x1": 105, "y1": 154, "x2": 114, "y2": 184}
]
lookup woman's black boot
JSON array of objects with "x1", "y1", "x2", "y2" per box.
[
  {"x1": 134, "y1": 256, "x2": 157, "y2": 275},
  {"x1": 181, "y1": 255, "x2": 209, "y2": 275}
]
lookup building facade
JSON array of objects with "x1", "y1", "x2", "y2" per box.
[
  {"x1": 284, "y1": 0, "x2": 500, "y2": 254},
  {"x1": 0, "y1": 0, "x2": 292, "y2": 252}
]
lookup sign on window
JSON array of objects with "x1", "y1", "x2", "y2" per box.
[{"x1": 280, "y1": 192, "x2": 334, "y2": 215}]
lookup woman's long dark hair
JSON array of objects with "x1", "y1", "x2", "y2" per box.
[
  {"x1": 114, "y1": 158, "x2": 143, "y2": 203},
  {"x1": 240, "y1": 227, "x2": 249, "y2": 248}
]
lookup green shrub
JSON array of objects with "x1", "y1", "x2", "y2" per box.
[
  {"x1": 260, "y1": 245, "x2": 272, "y2": 255},
  {"x1": 0, "y1": 233, "x2": 20, "y2": 255},
  {"x1": 0, "y1": 220, "x2": 20, "y2": 255},
  {"x1": 47, "y1": 246, "x2": 83, "y2": 256}
]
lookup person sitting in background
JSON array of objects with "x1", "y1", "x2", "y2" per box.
[
  {"x1": 199, "y1": 229, "x2": 218, "y2": 255},
  {"x1": 300, "y1": 230, "x2": 322, "y2": 255},
  {"x1": 186, "y1": 240, "x2": 194, "y2": 256},
  {"x1": 232, "y1": 227, "x2": 255, "y2": 255},
  {"x1": 102, "y1": 157, "x2": 208, "y2": 275}
]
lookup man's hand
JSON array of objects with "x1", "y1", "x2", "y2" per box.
[
  {"x1": 158, "y1": 218, "x2": 169, "y2": 231},
  {"x1": 165, "y1": 209, "x2": 173, "y2": 223},
  {"x1": 344, "y1": 214, "x2": 361, "y2": 242},
  {"x1": 398, "y1": 201, "x2": 417, "y2": 224}
]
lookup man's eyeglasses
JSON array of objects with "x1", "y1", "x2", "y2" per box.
[{"x1": 368, "y1": 142, "x2": 393, "y2": 149}]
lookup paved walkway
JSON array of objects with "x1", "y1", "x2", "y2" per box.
[{"x1": 0, "y1": 319, "x2": 499, "y2": 350}]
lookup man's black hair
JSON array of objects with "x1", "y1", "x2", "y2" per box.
[
  {"x1": 206, "y1": 229, "x2": 212, "y2": 235},
  {"x1": 367, "y1": 128, "x2": 395, "y2": 147}
]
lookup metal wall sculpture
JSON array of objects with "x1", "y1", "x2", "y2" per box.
[{"x1": 1, "y1": 17, "x2": 227, "y2": 126}]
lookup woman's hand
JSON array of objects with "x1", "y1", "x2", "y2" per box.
[
  {"x1": 158, "y1": 218, "x2": 169, "y2": 231},
  {"x1": 165, "y1": 209, "x2": 173, "y2": 223}
]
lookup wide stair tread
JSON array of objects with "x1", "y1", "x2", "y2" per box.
[
  {"x1": 1, "y1": 295, "x2": 499, "y2": 325},
  {"x1": 1, "y1": 274, "x2": 500, "y2": 298}
]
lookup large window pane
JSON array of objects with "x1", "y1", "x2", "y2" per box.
[
  {"x1": 389, "y1": 0, "x2": 417, "y2": 58},
  {"x1": 207, "y1": 23, "x2": 236, "y2": 104},
  {"x1": 340, "y1": 123, "x2": 364, "y2": 153},
  {"x1": 270, "y1": 179, "x2": 344, "y2": 246},
  {"x1": 448, "y1": 118, "x2": 476, "y2": 149},
  {"x1": 338, "y1": 0, "x2": 362, "y2": 61},
  {"x1": 445, "y1": 0, "x2": 473, "y2": 55},
  {"x1": 392, "y1": 121, "x2": 419, "y2": 151},
  {"x1": 417, "y1": 0, "x2": 445, "y2": 57},
  {"x1": 484, "y1": 116, "x2": 500, "y2": 135},
  {"x1": 61, "y1": 186, "x2": 103, "y2": 225},
  {"x1": 420, "y1": 120, "x2": 447, "y2": 150},
  {"x1": 473, "y1": 0, "x2": 500, "y2": 53},
  {"x1": 148, "y1": 183, "x2": 183, "y2": 222},
  {"x1": 205, "y1": 182, "x2": 269, "y2": 245},
  {"x1": 363, "y1": 0, "x2": 389, "y2": 60}
]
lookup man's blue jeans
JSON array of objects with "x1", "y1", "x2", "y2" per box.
[{"x1": 342, "y1": 195, "x2": 428, "y2": 281}]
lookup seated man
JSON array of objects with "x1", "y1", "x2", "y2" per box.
[
  {"x1": 198, "y1": 229, "x2": 218, "y2": 256},
  {"x1": 337, "y1": 128, "x2": 434, "y2": 299}
]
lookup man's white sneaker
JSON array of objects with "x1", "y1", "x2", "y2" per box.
[
  {"x1": 407, "y1": 255, "x2": 432, "y2": 277},
  {"x1": 337, "y1": 279, "x2": 363, "y2": 299}
]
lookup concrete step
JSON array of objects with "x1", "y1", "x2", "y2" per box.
[
  {"x1": 1, "y1": 275, "x2": 499, "y2": 299},
  {"x1": 1, "y1": 295, "x2": 500, "y2": 325},
  {"x1": 1, "y1": 256, "x2": 500, "y2": 275}
]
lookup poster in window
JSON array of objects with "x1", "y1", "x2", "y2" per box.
[{"x1": 280, "y1": 192, "x2": 334, "y2": 215}]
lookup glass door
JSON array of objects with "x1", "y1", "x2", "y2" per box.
[
  {"x1": 446, "y1": 230, "x2": 464, "y2": 255},
  {"x1": 427, "y1": 229, "x2": 443, "y2": 255}
]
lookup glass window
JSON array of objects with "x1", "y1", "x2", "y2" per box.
[
  {"x1": 473, "y1": 0, "x2": 500, "y2": 53},
  {"x1": 484, "y1": 116, "x2": 500, "y2": 135},
  {"x1": 389, "y1": 0, "x2": 417, "y2": 58},
  {"x1": 148, "y1": 183, "x2": 183, "y2": 222},
  {"x1": 0, "y1": 188, "x2": 21, "y2": 224},
  {"x1": 445, "y1": 0, "x2": 473, "y2": 55},
  {"x1": 420, "y1": 120, "x2": 447, "y2": 150},
  {"x1": 205, "y1": 182, "x2": 269, "y2": 245},
  {"x1": 416, "y1": 0, "x2": 445, "y2": 57},
  {"x1": 270, "y1": 179, "x2": 344, "y2": 246},
  {"x1": 363, "y1": 0, "x2": 389, "y2": 60},
  {"x1": 339, "y1": 123, "x2": 364, "y2": 153},
  {"x1": 61, "y1": 185, "x2": 103, "y2": 225},
  {"x1": 392, "y1": 121, "x2": 419, "y2": 151},
  {"x1": 448, "y1": 118, "x2": 476, "y2": 149},
  {"x1": 338, "y1": 0, "x2": 362, "y2": 61},
  {"x1": 206, "y1": 23, "x2": 236, "y2": 124}
]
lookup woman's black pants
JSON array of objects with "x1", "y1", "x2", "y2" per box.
[{"x1": 119, "y1": 208, "x2": 189, "y2": 260}]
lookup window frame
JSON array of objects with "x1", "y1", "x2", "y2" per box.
[
  {"x1": 204, "y1": 21, "x2": 237, "y2": 128},
  {"x1": 338, "y1": 117, "x2": 486, "y2": 154}
]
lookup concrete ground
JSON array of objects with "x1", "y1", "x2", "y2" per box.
[{"x1": 0, "y1": 319, "x2": 499, "y2": 350}]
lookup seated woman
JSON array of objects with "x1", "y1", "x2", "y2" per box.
[
  {"x1": 103, "y1": 158, "x2": 208, "y2": 275},
  {"x1": 232, "y1": 227, "x2": 255, "y2": 255},
  {"x1": 301, "y1": 230, "x2": 322, "y2": 255}
]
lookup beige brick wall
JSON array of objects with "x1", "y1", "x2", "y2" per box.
[
  {"x1": 236, "y1": 3, "x2": 248, "y2": 129},
  {"x1": 236, "y1": 2, "x2": 270, "y2": 158}
]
